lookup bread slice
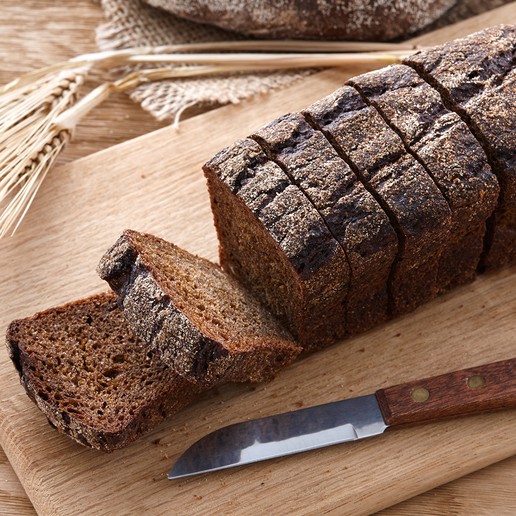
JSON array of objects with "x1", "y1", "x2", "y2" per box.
[
  {"x1": 349, "y1": 64, "x2": 499, "y2": 291},
  {"x1": 466, "y1": 69, "x2": 516, "y2": 269},
  {"x1": 404, "y1": 25, "x2": 516, "y2": 269},
  {"x1": 251, "y1": 113, "x2": 398, "y2": 334},
  {"x1": 97, "y1": 230, "x2": 301, "y2": 385},
  {"x1": 305, "y1": 86, "x2": 452, "y2": 316},
  {"x1": 203, "y1": 138, "x2": 350, "y2": 348},
  {"x1": 6, "y1": 292, "x2": 200, "y2": 452}
]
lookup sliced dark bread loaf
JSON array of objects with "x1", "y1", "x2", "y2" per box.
[
  {"x1": 304, "y1": 86, "x2": 452, "y2": 316},
  {"x1": 404, "y1": 25, "x2": 516, "y2": 269},
  {"x1": 6, "y1": 292, "x2": 201, "y2": 452},
  {"x1": 349, "y1": 64, "x2": 499, "y2": 291},
  {"x1": 203, "y1": 138, "x2": 350, "y2": 348},
  {"x1": 98, "y1": 230, "x2": 301, "y2": 385},
  {"x1": 251, "y1": 113, "x2": 398, "y2": 334}
]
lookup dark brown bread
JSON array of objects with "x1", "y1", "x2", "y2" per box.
[
  {"x1": 97, "y1": 230, "x2": 301, "y2": 386},
  {"x1": 349, "y1": 64, "x2": 499, "y2": 291},
  {"x1": 251, "y1": 113, "x2": 398, "y2": 333},
  {"x1": 466, "y1": 70, "x2": 516, "y2": 267},
  {"x1": 423, "y1": 1, "x2": 514, "y2": 34},
  {"x1": 404, "y1": 25, "x2": 516, "y2": 269},
  {"x1": 203, "y1": 138, "x2": 350, "y2": 349},
  {"x1": 145, "y1": 0, "x2": 455, "y2": 41},
  {"x1": 305, "y1": 86, "x2": 452, "y2": 316},
  {"x1": 5, "y1": 292, "x2": 201, "y2": 452}
]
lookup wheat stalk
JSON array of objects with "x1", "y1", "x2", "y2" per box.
[
  {"x1": 67, "y1": 39, "x2": 418, "y2": 69},
  {"x1": 0, "y1": 44, "x2": 417, "y2": 238},
  {"x1": 2, "y1": 40, "x2": 417, "y2": 95},
  {"x1": 124, "y1": 50, "x2": 412, "y2": 69},
  {"x1": 0, "y1": 134, "x2": 70, "y2": 238}
]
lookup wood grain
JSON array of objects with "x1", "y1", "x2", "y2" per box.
[
  {"x1": 381, "y1": 455, "x2": 516, "y2": 516},
  {"x1": 0, "y1": 449, "x2": 35, "y2": 516},
  {"x1": 376, "y1": 358, "x2": 516, "y2": 426},
  {"x1": 0, "y1": 2, "x2": 515, "y2": 515}
]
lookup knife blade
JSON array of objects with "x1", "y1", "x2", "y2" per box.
[{"x1": 168, "y1": 357, "x2": 515, "y2": 479}]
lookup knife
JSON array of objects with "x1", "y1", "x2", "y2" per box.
[{"x1": 168, "y1": 357, "x2": 516, "y2": 479}]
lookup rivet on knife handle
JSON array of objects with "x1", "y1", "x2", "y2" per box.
[{"x1": 374, "y1": 358, "x2": 516, "y2": 427}]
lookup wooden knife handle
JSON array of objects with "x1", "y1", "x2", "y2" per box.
[{"x1": 375, "y1": 358, "x2": 516, "y2": 427}]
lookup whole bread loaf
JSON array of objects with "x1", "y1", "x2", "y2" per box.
[
  {"x1": 97, "y1": 230, "x2": 301, "y2": 385},
  {"x1": 6, "y1": 292, "x2": 201, "y2": 452},
  {"x1": 144, "y1": 0, "x2": 456, "y2": 41},
  {"x1": 205, "y1": 26, "x2": 512, "y2": 336}
]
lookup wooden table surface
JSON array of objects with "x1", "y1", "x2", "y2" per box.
[{"x1": 0, "y1": 1, "x2": 514, "y2": 514}]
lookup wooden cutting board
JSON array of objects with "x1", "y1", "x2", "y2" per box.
[{"x1": 1, "y1": 10, "x2": 515, "y2": 516}]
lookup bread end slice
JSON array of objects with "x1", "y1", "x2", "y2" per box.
[{"x1": 6, "y1": 292, "x2": 200, "y2": 452}]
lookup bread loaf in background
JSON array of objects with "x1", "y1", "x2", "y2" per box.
[{"x1": 144, "y1": 0, "x2": 456, "y2": 41}]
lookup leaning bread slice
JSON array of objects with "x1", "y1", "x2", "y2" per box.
[
  {"x1": 6, "y1": 292, "x2": 201, "y2": 452},
  {"x1": 97, "y1": 230, "x2": 301, "y2": 386}
]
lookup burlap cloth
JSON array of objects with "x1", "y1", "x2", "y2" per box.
[{"x1": 96, "y1": 0, "x2": 509, "y2": 125}]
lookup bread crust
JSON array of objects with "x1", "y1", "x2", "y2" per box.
[
  {"x1": 144, "y1": 0, "x2": 455, "y2": 41},
  {"x1": 349, "y1": 64, "x2": 499, "y2": 290}
]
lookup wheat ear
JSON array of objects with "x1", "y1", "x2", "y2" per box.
[{"x1": 0, "y1": 66, "x2": 90, "y2": 238}]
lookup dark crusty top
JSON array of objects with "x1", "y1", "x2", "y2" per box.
[
  {"x1": 405, "y1": 25, "x2": 515, "y2": 106},
  {"x1": 349, "y1": 64, "x2": 499, "y2": 217},
  {"x1": 204, "y1": 138, "x2": 349, "y2": 283},
  {"x1": 145, "y1": 0, "x2": 455, "y2": 41},
  {"x1": 306, "y1": 86, "x2": 406, "y2": 178},
  {"x1": 252, "y1": 112, "x2": 397, "y2": 278},
  {"x1": 306, "y1": 85, "x2": 452, "y2": 252},
  {"x1": 466, "y1": 69, "x2": 516, "y2": 184},
  {"x1": 404, "y1": 25, "x2": 515, "y2": 267}
]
